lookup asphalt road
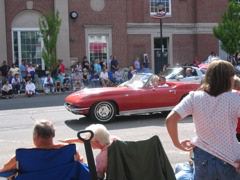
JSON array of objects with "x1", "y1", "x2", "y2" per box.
[{"x1": 0, "y1": 93, "x2": 195, "y2": 173}]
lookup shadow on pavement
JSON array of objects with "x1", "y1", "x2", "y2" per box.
[{"x1": 64, "y1": 113, "x2": 193, "y2": 132}]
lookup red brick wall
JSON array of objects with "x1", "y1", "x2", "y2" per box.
[
  {"x1": 196, "y1": 34, "x2": 219, "y2": 62},
  {"x1": 127, "y1": 34, "x2": 151, "y2": 67},
  {"x1": 173, "y1": 34, "x2": 196, "y2": 66},
  {"x1": 196, "y1": 0, "x2": 228, "y2": 23},
  {"x1": 5, "y1": 0, "x2": 54, "y2": 65},
  {"x1": 69, "y1": 0, "x2": 128, "y2": 67}
]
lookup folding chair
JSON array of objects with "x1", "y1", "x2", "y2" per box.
[
  {"x1": 106, "y1": 135, "x2": 176, "y2": 180},
  {"x1": 0, "y1": 144, "x2": 90, "y2": 180}
]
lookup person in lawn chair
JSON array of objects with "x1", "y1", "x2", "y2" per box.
[
  {"x1": 0, "y1": 120, "x2": 85, "y2": 177},
  {"x1": 60, "y1": 124, "x2": 120, "y2": 180}
]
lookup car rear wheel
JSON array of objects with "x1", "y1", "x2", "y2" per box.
[{"x1": 90, "y1": 101, "x2": 116, "y2": 123}]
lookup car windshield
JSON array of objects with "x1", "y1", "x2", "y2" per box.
[
  {"x1": 164, "y1": 68, "x2": 183, "y2": 79},
  {"x1": 120, "y1": 74, "x2": 152, "y2": 88}
]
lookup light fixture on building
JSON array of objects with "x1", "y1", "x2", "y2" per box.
[{"x1": 69, "y1": 11, "x2": 78, "y2": 20}]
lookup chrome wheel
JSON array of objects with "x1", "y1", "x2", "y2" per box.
[{"x1": 90, "y1": 101, "x2": 116, "y2": 123}]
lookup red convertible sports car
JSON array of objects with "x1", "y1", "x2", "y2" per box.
[{"x1": 65, "y1": 73, "x2": 200, "y2": 123}]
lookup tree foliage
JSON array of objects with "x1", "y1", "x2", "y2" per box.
[
  {"x1": 39, "y1": 10, "x2": 61, "y2": 72},
  {"x1": 213, "y1": 0, "x2": 240, "y2": 55}
]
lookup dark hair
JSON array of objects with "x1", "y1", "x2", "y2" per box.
[
  {"x1": 199, "y1": 60, "x2": 235, "y2": 96},
  {"x1": 33, "y1": 120, "x2": 55, "y2": 138}
]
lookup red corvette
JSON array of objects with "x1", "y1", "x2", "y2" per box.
[{"x1": 65, "y1": 73, "x2": 200, "y2": 123}]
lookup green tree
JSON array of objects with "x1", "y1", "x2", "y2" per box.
[
  {"x1": 39, "y1": 10, "x2": 61, "y2": 72},
  {"x1": 213, "y1": 0, "x2": 240, "y2": 56}
]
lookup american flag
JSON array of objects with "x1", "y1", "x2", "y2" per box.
[{"x1": 153, "y1": 11, "x2": 167, "y2": 19}]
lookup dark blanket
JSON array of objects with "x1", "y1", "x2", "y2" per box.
[{"x1": 107, "y1": 135, "x2": 176, "y2": 180}]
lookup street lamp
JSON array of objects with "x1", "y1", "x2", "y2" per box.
[{"x1": 153, "y1": 3, "x2": 166, "y2": 73}]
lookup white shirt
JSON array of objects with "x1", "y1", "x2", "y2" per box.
[
  {"x1": 26, "y1": 83, "x2": 36, "y2": 92},
  {"x1": 100, "y1": 72, "x2": 108, "y2": 79},
  {"x1": 159, "y1": 83, "x2": 169, "y2": 87},
  {"x1": 2, "y1": 84, "x2": 12, "y2": 92},
  {"x1": 173, "y1": 91, "x2": 240, "y2": 166},
  {"x1": 43, "y1": 77, "x2": 53, "y2": 85}
]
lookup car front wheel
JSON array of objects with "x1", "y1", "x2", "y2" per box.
[{"x1": 90, "y1": 101, "x2": 116, "y2": 123}]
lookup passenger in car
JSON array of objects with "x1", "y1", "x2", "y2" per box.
[{"x1": 185, "y1": 68, "x2": 193, "y2": 77}]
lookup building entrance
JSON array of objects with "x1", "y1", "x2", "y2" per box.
[{"x1": 154, "y1": 37, "x2": 169, "y2": 74}]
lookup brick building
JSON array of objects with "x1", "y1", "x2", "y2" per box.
[{"x1": 0, "y1": 0, "x2": 228, "y2": 74}]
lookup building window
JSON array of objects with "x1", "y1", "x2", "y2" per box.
[
  {"x1": 150, "y1": 0, "x2": 171, "y2": 14},
  {"x1": 88, "y1": 35, "x2": 108, "y2": 63},
  {"x1": 12, "y1": 29, "x2": 44, "y2": 68}
]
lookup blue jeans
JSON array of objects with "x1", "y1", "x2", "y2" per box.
[
  {"x1": 193, "y1": 147, "x2": 240, "y2": 180},
  {"x1": 175, "y1": 162, "x2": 193, "y2": 180}
]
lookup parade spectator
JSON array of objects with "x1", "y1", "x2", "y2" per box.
[
  {"x1": 27, "y1": 64, "x2": 35, "y2": 82},
  {"x1": 0, "y1": 61, "x2": 10, "y2": 82},
  {"x1": 193, "y1": 57, "x2": 201, "y2": 67},
  {"x1": 72, "y1": 70, "x2": 83, "y2": 91},
  {"x1": 82, "y1": 68, "x2": 89, "y2": 87},
  {"x1": 232, "y1": 77, "x2": 240, "y2": 142},
  {"x1": 90, "y1": 71, "x2": 100, "y2": 88},
  {"x1": 23, "y1": 72, "x2": 33, "y2": 83},
  {"x1": 6, "y1": 71, "x2": 13, "y2": 84},
  {"x1": 100, "y1": 68, "x2": 110, "y2": 87},
  {"x1": 53, "y1": 74, "x2": 63, "y2": 92},
  {"x1": 114, "y1": 68, "x2": 123, "y2": 84},
  {"x1": 0, "y1": 120, "x2": 84, "y2": 174},
  {"x1": 142, "y1": 53, "x2": 150, "y2": 72},
  {"x1": 63, "y1": 74, "x2": 71, "y2": 91},
  {"x1": 82, "y1": 56, "x2": 90, "y2": 71},
  {"x1": 59, "y1": 59, "x2": 66, "y2": 76},
  {"x1": 107, "y1": 55, "x2": 113, "y2": 72},
  {"x1": 59, "y1": 124, "x2": 119, "y2": 179},
  {"x1": 1, "y1": 80, "x2": 12, "y2": 99},
  {"x1": 134, "y1": 57, "x2": 141, "y2": 72},
  {"x1": 19, "y1": 60, "x2": 28, "y2": 78},
  {"x1": 128, "y1": 66, "x2": 135, "y2": 80},
  {"x1": 100, "y1": 58, "x2": 106, "y2": 70},
  {"x1": 0, "y1": 71, "x2": 2, "y2": 89},
  {"x1": 9, "y1": 63, "x2": 20, "y2": 77},
  {"x1": 11, "y1": 74, "x2": 21, "y2": 94},
  {"x1": 25, "y1": 80, "x2": 36, "y2": 97},
  {"x1": 158, "y1": 76, "x2": 169, "y2": 87},
  {"x1": 94, "y1": 59, "x2": 102, "y2": 74},
  {"x1": 111, "y1": 56, "x2": 118, "y2": 72},
  {"x1": 43, "y1": 74, "x2": 54, "y2": 93},
  {"x1": 166, "y1": 60, "x2": 240, "y2": 179},
  {"x1": 75, "y1": 62, "x2": 83, "y2": 73}
]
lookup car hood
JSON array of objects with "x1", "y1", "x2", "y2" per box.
[{"x1": 65, "y1": 86, "x2": 130, "y2": 103}]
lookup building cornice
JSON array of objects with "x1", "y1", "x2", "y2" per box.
[{"x1": 127, "y1": 23, "x2": 218, "y2": 35}]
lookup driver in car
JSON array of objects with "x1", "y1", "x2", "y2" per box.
[{"x1": 158, "y1": 76, "x2": 169, "y2": 87}]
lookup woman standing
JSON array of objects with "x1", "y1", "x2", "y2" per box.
[{"x1": 166, "y1": 60, "x2": 240, "y2": 179}]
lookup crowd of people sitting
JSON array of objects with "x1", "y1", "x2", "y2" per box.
[{"x1": 0, "y1": 54, "x2": 150, "y2": 99}]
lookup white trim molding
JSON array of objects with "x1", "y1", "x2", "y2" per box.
[
  {"x1": 127, "y1": 23, "x2": 218, "y2": 35},
  {"x1": 84, "y1": 25, "x2": 113, "y2": 60}
]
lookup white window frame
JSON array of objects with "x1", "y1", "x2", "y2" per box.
[
  {"x1": 11, "y1": 28, "x2": 45, "y2": 70},
  {"x1": 150, "y1": 0, "x2": 172, "y2": 16},
  {"x1": 84, "y1": 25, "x2": 112, "y2": 63}
]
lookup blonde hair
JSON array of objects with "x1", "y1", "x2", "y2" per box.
[
  {"x1": 151, "y1": 75, "x2": 159, "y2": 87},
  {"x1": 234, "y1": 77, "x2": 240, "y2": 90},
  {"x1": 85, "y1": 124, "x2": 110, "y2": 146}
]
